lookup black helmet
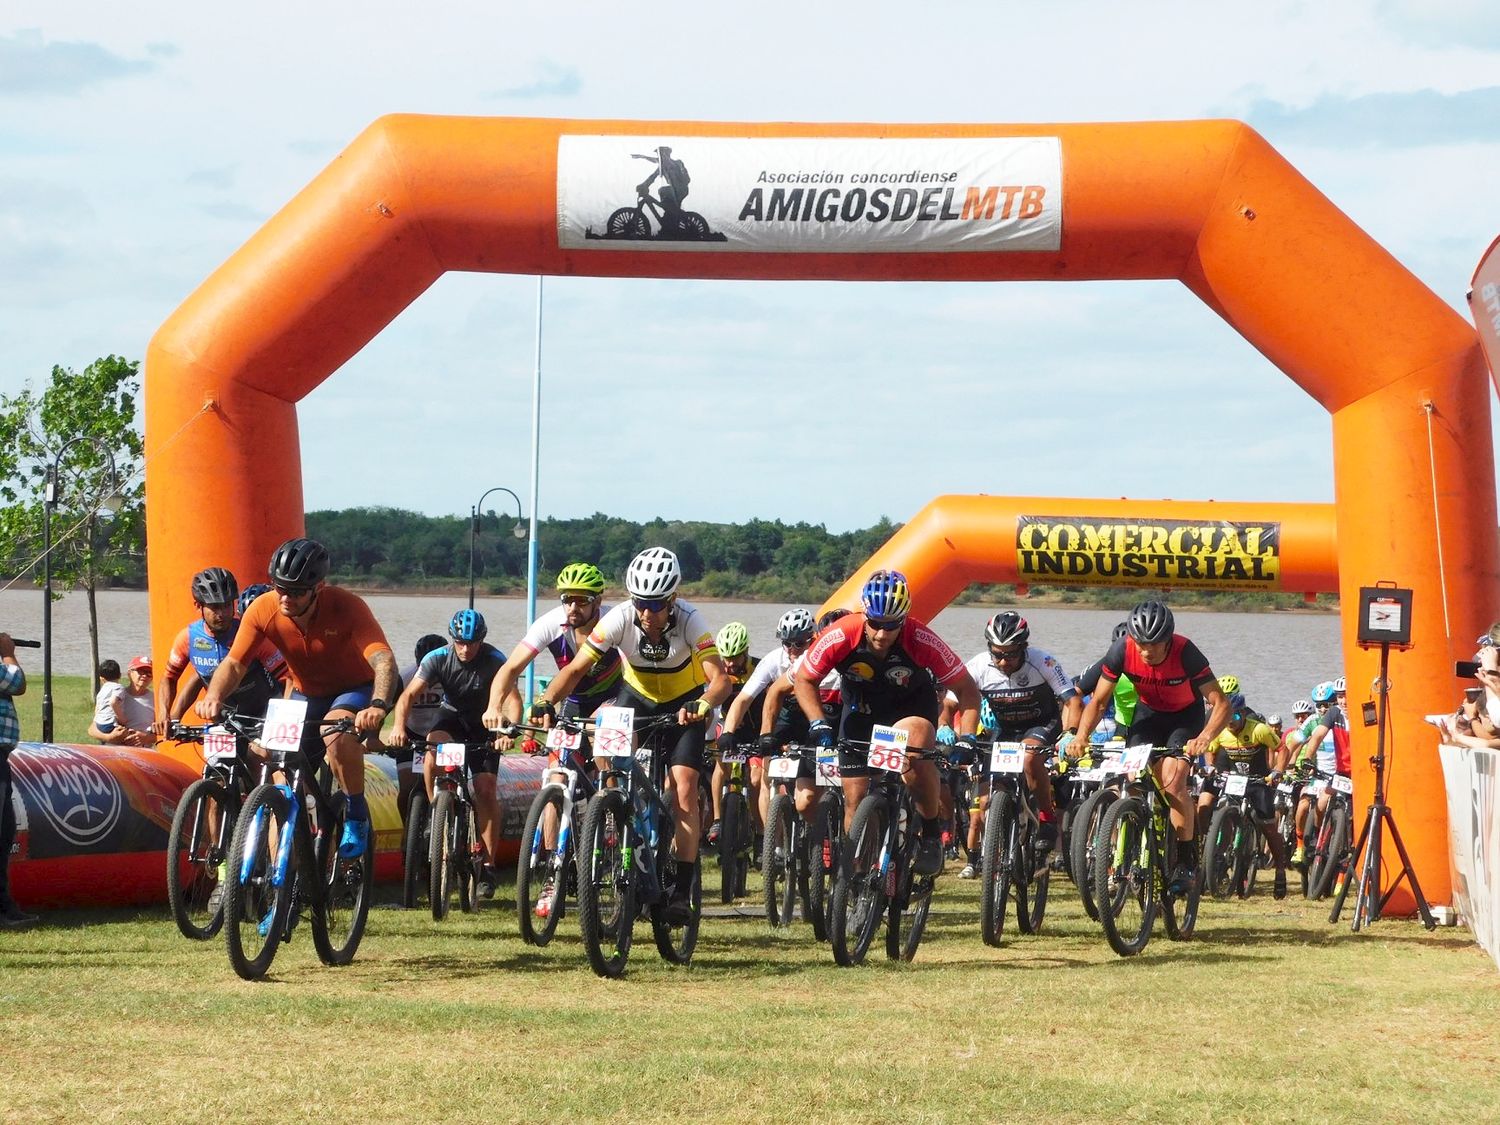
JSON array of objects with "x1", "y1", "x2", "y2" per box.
[
  {"x1": 1111, "y1": 621, "x2": 1129, "y2": 643},
  {"x1": 1127, "y1": 600, "x2": 1175, "y2": 645},
  {"x1": 191, "y1": 567, "x2": 238, "y2": 606},
  {"x1": 984, "y1": 611, "x2": 1030, "y2": 648},
  {"x1": 268, "y1": 537, "x2": 330, "y2": 588},
  {"x1": 415, "y1": 633, "x2": 446, "y2": 661}
]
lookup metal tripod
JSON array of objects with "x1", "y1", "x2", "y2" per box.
[{"x1": 1329, "y1": 639, "x2": 1437, "y2": 931}]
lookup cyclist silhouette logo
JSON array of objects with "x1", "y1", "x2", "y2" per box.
[{"x1": 587, "y1": 145, "x2": 728, "y2": 242}]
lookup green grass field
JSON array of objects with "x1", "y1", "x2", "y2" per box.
[
  {"x1": 10, "y1": 672, "x2": 99, "y2": 745},
  {"x1": 1, "y1": 863, "x2": 1495, "y2": 1124}
]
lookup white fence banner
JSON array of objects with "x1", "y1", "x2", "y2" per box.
[
  {"x1": 557, "y1": 136, "x2": 1062, "y2": 254},
  {"x1": 1438, "y1": 743, "x2": 1500, "y2": 971}
]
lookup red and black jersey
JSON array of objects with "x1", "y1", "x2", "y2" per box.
[
  {"x1": 1100, "y1": 634, "x2": 1213, "y2": 712},
  {"x1": 801, "y1": 613, "x2": 965, "y2": 712}
]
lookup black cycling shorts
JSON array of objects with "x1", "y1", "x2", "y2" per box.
[
  {"x1": 1126, "y1": 697, "x2": 1206, "y2": 752},
  {"x1": 837, "y1": 693, "x2": 941, "y2": 780},
  {"x1": 613, "y1": 684, "x2": 708, "y2": 773},
  {"x1": 426, "y1": 711, "x2": 499, "y2": 775}
]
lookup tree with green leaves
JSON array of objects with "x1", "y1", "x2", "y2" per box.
[{"x1": 0, "y1": 356, "x2": 145, "y2": 690}]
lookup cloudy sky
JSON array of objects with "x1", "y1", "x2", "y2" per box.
[{"x1": 2, "y1": 1, "x2": 1497, "y2": 531}]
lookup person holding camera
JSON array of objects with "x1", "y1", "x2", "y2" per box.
[{"x1": 1453, "y1": 634, "x2": 1500, "y2": 750}]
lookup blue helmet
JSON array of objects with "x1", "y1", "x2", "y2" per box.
[
  {"x1": 860, "y1": 570, "x2": 912, "y2": 621},
  {"x1": 1227, "y1": 692, "x2": 1247, "y2": 715},
  {"x1": 1311, "y1": 681, "x2": 1336, "y2": 704},
  {"x1": 236, "y1": 583, "x2": 272, "y2": 616},
  {"x1": 448, "y1": 608, "x2": 487, "y2": 643}
]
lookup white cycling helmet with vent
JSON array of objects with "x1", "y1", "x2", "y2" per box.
[{"x1": 625, "y1": 546, "x2": 682, "y2": 599}]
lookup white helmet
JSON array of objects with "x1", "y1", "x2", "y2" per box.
[
  {"x1": 625, "y1": 547, "x2": 681, "y2": 599},
  {"x1": 776, "y1": 608, "x2": 816, "y2": 645},
  {"x1": 1333, "y1": 676, "x2": 1347, "y2": 693},
  {"x1": 1292, "y1": 698, "x2": 1313, "y2": 716}
]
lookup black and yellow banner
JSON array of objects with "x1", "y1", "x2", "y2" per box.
[{"x1": 1015, "y1": 515, "x2": 1281, "y2": 590}]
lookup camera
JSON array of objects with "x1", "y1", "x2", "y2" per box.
[{"x1": 1456, "y1": 660, "x2": 1481, "y2": 678}]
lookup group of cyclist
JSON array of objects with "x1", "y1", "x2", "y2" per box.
[{"x1": 160, "y1": 534, "x2": 1355, "y2": 960}]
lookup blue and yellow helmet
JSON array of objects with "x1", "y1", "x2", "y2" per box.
[{"x1": 860, "y1": 570, "x2": 912, "y2": 621}]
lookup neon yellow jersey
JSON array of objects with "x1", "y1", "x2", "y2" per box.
[{"x1": 1212, "y1": 720, "x2": 1279, "y2": 755}]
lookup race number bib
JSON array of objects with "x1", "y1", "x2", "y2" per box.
[
  {"x1": 594, "y1": 706, "x2": 635, "y2": 761},
  {"x1": 203, "y1": 727, "x2": 237, "y2": 763},
  {"x1": 816, "y1": 750, "x2": 842, "y2": 787},
  {"x1": 720, "y1": 745, "x2": 750, "y2": 764},
  {"x1": 435, "y1": 744, "x2": 466, "y2": 768},
  {"x1": 1225, "y1": 774, "x2": 1248, "y2": 797},
  {"x1": 1331, "y1": 774, "x2": 1354, "y2": 795},
  {"x1": 546, "y1": 726, "x2": 582, "y2": 752},
  {"x1": 769, "y1": 756, "x2": 799, "y2": 779},
  {"x1": 989, "y1": 742, "x2": 1026, "y2": 774},
  {"x1": 1305, "y1": 779, "x2": 1327, "y2": 796},
  {"x1": 867, "y1": 724, "x2": 908, "y2": 774},
  {"x1": 1277, "y1": 782, "x2": 1294, "y2": 796},
  {"x1": 261, "y1": 698, "x2": 309, "y2": 755},
  {"x1": 1119, "y1": 744, "x2": 1153, "y2": 776}
]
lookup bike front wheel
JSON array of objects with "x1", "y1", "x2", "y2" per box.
[
  {"x1": 1069, "y1": 787, "x2": 1115, "y2": 921},
  {"x1": 829, "y1": 796, "x2": 888, "y2": 967},
  {"x1": 428, "y1": 790, "x2": 457, "y2": 921},
  {"x1": 651, "y1": 844, "x2": 701, "y2": 967},
  {"x1": 167, "y1": 777, "x2": 234, "y2": 941},
  {"x1": 1094, "y1": 796, "x2": 1156, "y2": 957},
  {"x1": 1204, "y1": 803, "x2": 1239, "y2": 900},
  {"x1": 763, "y1": 792, "x2": 797, "y2": 927},
  {"x1": 402, "y1": 788, "x2": 430, "y2": 910},
  {"x1": 223, "y1": 784, "x2": 291, "y2": 981},
  {"x1": 1307, "y1": 803, "x2": 1350, "y2": 900},
  {"x1": 517, "y1": 785, "x2": 567, "y2": 946},
  {"x1": 1014, "y1": 812, "x2": 1050, "y2": 936},
  {"x1": 311, "y1": 793, "x2": 374, "y2": 966},
  {"x1": 576, "y1": 790, "x2": 634, "y2": 979},
  {"x1": 978, "y1": 790, "x2": 1014, "y2": 947}
]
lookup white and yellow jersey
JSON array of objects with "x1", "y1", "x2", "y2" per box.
[{"x1": 585, "y1": 598, "x2": 718, "y2": 703}]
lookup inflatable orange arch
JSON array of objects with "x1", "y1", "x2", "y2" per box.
[{"x1": 146, "y1": 116, "x2": 1495, "y2": 910}]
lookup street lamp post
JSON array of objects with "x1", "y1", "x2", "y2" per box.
[
  {"x1": 468, "y1": 486, "x2": 526, "y2": 610},
  {"x1": 42, "y1": 436, "x2": 118, "y2": 744}
]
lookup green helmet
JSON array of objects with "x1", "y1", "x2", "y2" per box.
[
  {"x1": 716, "y1": 622, "x2": 750, "y2": 659},
  {"x1": 555, "y1": 562, "x2": 606, "y2": 596}
]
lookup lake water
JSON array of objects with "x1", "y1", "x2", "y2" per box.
[{"x1": 0, "y1": 588, "x2": 1342, "y2": 719}]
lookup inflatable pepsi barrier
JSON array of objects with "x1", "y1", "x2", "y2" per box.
[{"x1": 6, "y1": 742, "x2": 546, "y2": 910}]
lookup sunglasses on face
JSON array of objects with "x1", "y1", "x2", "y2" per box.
[
  {"x1": 560, "y1": 594, "x2": 596, "y2": 607},
  {"x1": 867, "y1": 616, "x2": 905, "y2": 633},
  {"x1": 990, "y1": 647, "x2": 1025, "y2": 662},
  {"x1": 274, "y1": 583, "x2": 313, "y2": 598},
  {"x1": 632, "y1": 596, "x2": 672, "y2": 612}
]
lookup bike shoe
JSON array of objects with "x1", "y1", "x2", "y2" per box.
[
  {"x1": 476, "y1": 868, "x2": 497, "y2": 900},
  {"x1": 958, "y1": 863, "x2": 976, "y2": 880},
  {"x1": 914, "y1": 834, "x2": 944, "y2": 877},
  {"x1": 338, "y1": 818, "x2": 370, "y2": 859},
  {"x1": 1035, "y1": 820, "x2": 1058, "y2": 854},
  {"x1": 1274, "y1": 868, "x2": 1288, "y2": 900},
  {"x1": 1167, "y1": 864, "x2": 1194, "y2": 897},
  {"x1": 1291, "y1": 844, "x2": 1307, "y2": 866},
  {"x1": 706, "y1": 820, "x2": 721, "y2": 847},
  {"x1": 663, "y1": 887, "x2": 695, "y2": 926},
  {"x1": 535, "y1": 878, "x2": 556, "y2": 919},
  {"x1": 257, "y1": 907, "x2": 277, "y2": 938}
]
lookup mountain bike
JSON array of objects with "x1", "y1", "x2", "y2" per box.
[
  {"x1": 512, "y1": 720, "x2": 596, "y2": 945},
  {"x1": 1202, "y1": 770, "x2": 1272, "y2": 900},
  {"x1": 1064, "y1": 741, "x2": 1126, "y2": 922},
  {"x1": 1273, "y1": 768, "x2": 1310, "y2": 896},
  {"x1": 424, "y1": 737, "x2": 490, "y2": 921},
  {"x1": 575, "y1": 710, "x2": 702, "y2": 979},
  {"x1": 828, "y1": 730, "x2": 946, "y2": 967},
  {"x1": 221, "y1": 711, "x2": 374, "y2": 980},
  {"x1": 1305, "y1": 770, "x2": 1355, "y2": 900},
  {"x1": 805, "y1": 746, "x2": 845, "y2": 942},
  {"x1": 1092, "y1": 744, "x2": 1202, "y2": 958},
  {"x1": 397, "y1": 737, "x2": 431, "y2": 910},
  {"x1": 762, "y1": 742, "x2": 818, "y2": 929},
  {"x1": 164, "y1": 707, "x2": 267, "y2": 941},
  {"x1": 714, "y1": 732, "x2": 757, "y2": 904},
  {"x1": 978, "y1": 741, "x2": 1055, "y2": 946},
  {"x1": 604, "y1": 188, "x2": 718, "y2": 241}
]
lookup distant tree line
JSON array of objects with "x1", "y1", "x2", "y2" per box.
[{"x1": 306, "y1": 507, "x2": 905, "y2": 602}]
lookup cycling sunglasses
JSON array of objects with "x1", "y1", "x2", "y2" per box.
[
  {"x1": 989, "y1": 646, "x2": 1026, "y2": 662},
  {"x1": 273, "y1": 583, "x2": 314, "y2": 597},
  {"x1": 867, "y1": 616, "x2": 906, "y2": 633},
  {"x1": 632, "y1": 595, "x2": 673, "y2": 612},
  {"x1": 559, "y1": 594, "x2": 596, "y2": 607}
]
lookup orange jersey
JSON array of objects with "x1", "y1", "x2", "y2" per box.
[{"x1": 231, "y1": 586, "x2": 392, "y2": 697}]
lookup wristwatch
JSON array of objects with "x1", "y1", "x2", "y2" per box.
[{"x1": 368, "y1": 698, "x2": 391, "y2": 713}]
